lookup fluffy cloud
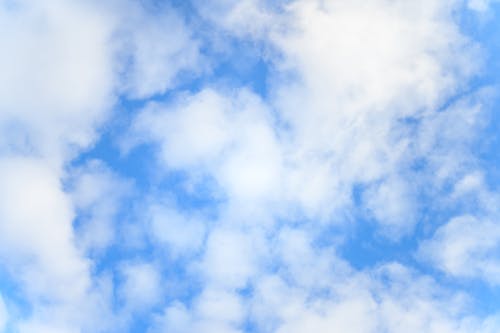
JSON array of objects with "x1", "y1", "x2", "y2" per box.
[
  {"x1": 0, "y1": 157, "x2": 88, "y2": 302},
  {"x1": 129, "y1": 88, "x2": 285, "y2": 206},
  {"x1": 193, "y1": 0, "x2": 277, "y2": 38},
  {"x1": 119, "y1": 262, "x2": 163, "y2": 312},
  {"x1": 147, "y1": 203, "x2": 207, "y2": 257},
  {"x1": 0, "y1": 0, "x2": 115, "y2": 163},
  {"x1": 113, "y1": 1, "x2": 203, "y2": 98},
  {"x1": 0, "y1": 0, "x2": 202, "y2": 161},
  {"x1": 151, "y1": 290, "x2": 245, "y2": 333},
  {"x1": 419, "y1": 215, "x2": 500, "y2": 284},
  {"x1": 0, "y1": 157, "x2": 118, "y2": 332},
  {"x1": 70, "y1": 160, "x2": 132, "y2": 253}
]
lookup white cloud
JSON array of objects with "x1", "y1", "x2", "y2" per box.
[
  {"x1": 0, "y1": 157, "x2": 119, "y2": 332},
  {"x1": 71, "y1": 160, "x2": 132, "y2": 253},
  {"x1": 467, "y1": 0, "x2": 499, "y2": 11},
  {"x1": 119, "y1": 262, "x2": 162, "y2": 312},
  {"x1": 419, "y1": 215, "x2": 500, "y2": 284},
  {"x1": 0, "y1": 0, "x2": 116, "y2": 163},
  {"x1": 0, "y1": 0, "x2": 202, "y2": 162},
  {"x1": 0, "y1": 157, "x2": 89, "y2": 302},
  {"x1": 130, "y1": 89, "x2": 234, "y2": 168},
  {"x1": 0, "y1": 294, "x2": 7, "y2": 332},
  {"x1": 113, "y1": 1, "x2": 203, "y2": 99},
  {"x1": 250, "y1": 259, "x2": 499, "y2": 333},
  {"x1": 193, "y1": 0, "x2": 276, "y2": 38},
  {"x1": 194, "y1": 288, "x2": 245, "y2": 330},
  {"x1": 198, "y1": 227, "x2": 261, "y2": 289},
  {"x1": 129, "y1": 88, "x2": 285, "y2": 206},
  {"x1": 151, "y1": 288, "x2": 245, "y2": 333},
  {"x1": 148, "y1": 203, "x2": 207, "y2": 257},
  {"x1": 362, "y1": 176, "x2": 418, "y2": 238},
  {"x1": 151, "y1": 301, "x2": 192, "y2": 333}
]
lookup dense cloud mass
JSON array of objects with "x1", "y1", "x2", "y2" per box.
[{"x1": 1, "y1": 0, "x2": 500, "y2": 332}]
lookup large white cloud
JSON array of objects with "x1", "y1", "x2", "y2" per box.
[
  {"x1": 0, "y1": 157, "x2": 118, "y2": 332},
  {"x1": 0, "y1": 0, "x2": 116, "y2": 164}
]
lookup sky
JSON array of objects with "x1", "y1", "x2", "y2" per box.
[{"x1": 1, "y1": 0, "x2": 500, "y2": 332}]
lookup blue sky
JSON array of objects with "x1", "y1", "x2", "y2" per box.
[{"x1": 1, "y1": 0, "x2": 500, "y2": 332}]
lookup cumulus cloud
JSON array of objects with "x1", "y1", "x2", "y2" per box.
[
  {"x1": 147, "y1": 203, "x2": 207, "y2": 257},
  {"x1": 151, "y1": 290, "x2": 245, "y2": 333},
  {"x1": 70, "y1": 160, "x2": 132, "y2": 253},
  {"x1": 193, "y1": 0, "x2": 277, "y2": 38},
  {"x1": 119, "y1": 262, "x2": 163, "y2": 312},
  {"x1": 0, "y1": 0, "x2": 116, "y2": 163},
  {"x1": 113, "y1": 1, "x2": 203, "y2": 99},
  {"x1": 2, "y1": 0, "x2": 500, "y2": 332},
  {"x1": 0, "y1": 157, "x2": 119, "y2": 332},
  {"x1": 419, "y1": 215, "x2": 500, "y2": 284},
  {"x1": 129, "y1": 88, "x2": 285, "y2": 207},
  {"x1": 0, "y1": 157, "x2": 88, "y2": 301}
]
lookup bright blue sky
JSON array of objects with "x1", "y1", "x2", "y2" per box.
[{"x1": 1, "y1": 0, "x2": 500, "y2": 332}]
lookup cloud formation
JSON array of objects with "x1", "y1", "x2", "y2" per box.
[{"x1": 1, "y1": 0, "x2": 500, "y2": 332}]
